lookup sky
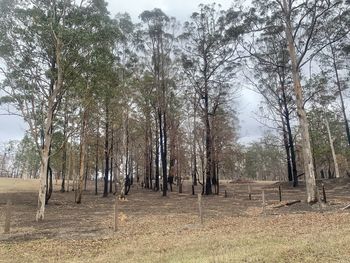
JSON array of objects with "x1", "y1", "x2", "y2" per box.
[{"x1": 0, "y1": 0, "x2": 265, "y2": 145}]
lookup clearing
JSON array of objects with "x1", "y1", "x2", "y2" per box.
[{"x1": 0, "y1": 178, "x2": 350, "y2": 262}]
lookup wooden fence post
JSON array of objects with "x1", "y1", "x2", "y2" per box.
[
  {"x1": 198, "y1": 194, "x2": 203, "y2": 225},
  {"x1": 262, "y1": 190, "x2": 266, "y2": 215},
  {"x1": 248, "y1": 185, "x2": 252, "y2": 200},
  {"x1": 4, "y1": 199, "x2": 11, "y2": 234},
  {"x1": 322, "y1": 183, "x2": 327, "y2": 203},
  {"x1": 278, "y1": 185, "x2": 282, "y2": 202},
  {"x1": 114, "y1": 196, "x2": 118, "y2": 232}
]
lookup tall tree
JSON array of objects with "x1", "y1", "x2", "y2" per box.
[
  {"x1": 180, "y1": 4, "x2": 244, "y2": 194},
  {"x1": 139, "y1": 9, "x2": 177, "y2": 196}
]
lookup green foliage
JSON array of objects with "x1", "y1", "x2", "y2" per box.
[{"x1": 244, "y1": 133, "x2": 286, "y2": 180}]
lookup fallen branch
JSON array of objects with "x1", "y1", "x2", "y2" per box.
[
  {"x1": 273, "y1": 200, "x2": 301, "y2": 208},
  {"x1": 341, "y1": 203, "x2": 350, "y2": 210}
]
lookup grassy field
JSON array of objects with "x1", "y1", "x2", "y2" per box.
[{"x1": 0, "y1": 177, "x2": 350, "y2": 262}]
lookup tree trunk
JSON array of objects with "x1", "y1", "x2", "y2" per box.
[
  {"x1": 192, "y1": 94, "x2": 198, "y2": 186},
  {"x1": 36, "y1": 34, "x2": 64, "y2": 221},
  {"x1": 283, "y1": 0, "x2": 317, "y2": 203},
  {"x1": 103, "y1": 106, "x2": 109, "y2": 197},
  {"x1": 60, "y1": 101, "x2": 68, "y2": 193},
  {"x1": 144, "y1": 111, "x2": 151, "y2": 189},
  {"x1": 325, "y1": 117, "x2": 340, "y2": 178},
  {"x1": 169, "y1": 119, "x2": 177, "y2": 193},
  {"x1": 330, "y1": 43, "x2": 350, "y2": 147},
  {"x1": 120, "y1": 110, "x2": 128, "y2": 199},
  {"x1": 204, "y1": 92, "x2": 212, "y2": 195},
  {"x1": 76, "y1": 109, "x2": 88, "y2": 204},
  {"x1": 155, "y1": 119, "x2": 160, "y2": 191},
  {"x1": 161, "y1": 111, "x2": 167, "y2": 196},
  {"x1": 282, "y1": 121, "x2": 293, "y2": 182},
  {"x1": 95, "y1": 121, "x2": 99, "y2": 195},
  {"x1": 110, "y1": 131, "x2": 114, "y2": 193},
  {"x1": 67, "y1": 140, "x2": 73, "y2": 192}
]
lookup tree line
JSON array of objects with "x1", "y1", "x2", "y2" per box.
[{"x1": 0, "y1": 0, "x2": 349, "y2": 220}]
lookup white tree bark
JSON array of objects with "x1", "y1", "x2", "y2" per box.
[
  {"x1": 282, "y1": 0, "x2": 318, "y2": 203},
  {"x1": 36, "y1": 32, "x2": 65, "y2": 220},
  {"x1": 325, "y1": 118, "x2": 340, "y2": 178}
]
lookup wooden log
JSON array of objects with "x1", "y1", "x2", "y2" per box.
[
  {"x1": 198, "y1": 194, "x2": 203, "y2": 225},
  {"x1": 286, "y1": 200, "x2": 300, "y2": 206},
  {"x1": 273, "y1": 200, "x2": 301, "y2": 208},
  {"x1": 4, "y1": 199, "x2": 11, "y2": 234}
]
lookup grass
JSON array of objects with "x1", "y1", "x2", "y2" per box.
[
  {"x1": 1, "y1": 178, "x2": 350, "y2": 262},
  {"x1": 1, "y1": 212, "x2": 350, "y2": 262}
]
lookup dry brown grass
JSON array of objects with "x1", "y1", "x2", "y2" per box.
[{"x1": 0, "y1": 178, "x2": 350, "y2": 262}]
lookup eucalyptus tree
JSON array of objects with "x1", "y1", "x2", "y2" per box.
[
  {"x1": 0, "y1": 0, "x2": 73, "y2": 220},
  {"x1": 139, "y1": 9, "x2": 177, "y2": 196},
  {"x1": 79, "y1": 10, "x2": 120, "y2": 200},
  {"x1": 0, "y1": 0, "x2": 120, "y2": 218},
  {"x1": 243, "y1": 23, "x2": 298, "y2": 186},
  {"x1": 245, "y1": 133, "x2": 286, "y2": 181},
  {"x1": 247, "y1": 0, "x2": 349, "y2": 203},
  {"x1": 305, "y1": 75, "x2": 348, "y2": 178},
  {"x1": 317, "y1": 6, "x2": 350, "y2": 146},
  {"x1": 180, "y1": 4, "x2": 244, "y2": 195}
]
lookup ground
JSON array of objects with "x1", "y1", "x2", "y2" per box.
[{"x1": 0, "y1": 178, "x2": 350, "y2": 262}]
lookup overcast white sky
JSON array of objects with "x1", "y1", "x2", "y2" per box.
[{"x1": 0, "y1": 0, "x2": 265, "y2": 144}]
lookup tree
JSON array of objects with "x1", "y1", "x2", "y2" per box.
[
  {"x1": 139, "y1": 9, "x2": 177, "y2": 196},
  {"x1": 180, "y1": 3, "x2": 244, "y2": 194},
  {"x1": 0, "y1": 0, "x2": 119, "y2": 217},
  {"x1": 243, "y1": 19, "x2": 299, "y2": 186}
]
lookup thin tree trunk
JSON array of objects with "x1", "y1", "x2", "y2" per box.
[
  {"x1": 95, "y1": 120, "x2": 99, "y2": 195},
  {"x1": 103, "y1": 106, "x2": 109, "y2": 197},
  {"x1": 155, "y1": 118, "x2": 160, "y2": 191},
  {"x1": 110, "y1": 131, "x2": 114, "y2": 193},
  {"x1": 325, "y1": 117, "x2": 340, "y2": 178},
  {"x1": 192, "y1": 94, "x2": 198, "y2": 186},
  {"x1": 60, "y1": 100, "x2": 68, "y2": 192},
  {"x1": 76, "y1": 109, "x2": 88, "y2": 204},
  {"x1": 67, "y1": 140, "x2": 72, "y2": 192},
  {"x1": 204, "y1": 92, "x2": 212, "y2": 195},
  {"x1": 169, "y1": 119, "x2": 177, "y2": 192},
  {"x1": 330, "y1": 43, "x2": 350, "y2": 146},
  {"x1": 120, "y1": 110, "x2": 128, "y2": 199},
  {"x1": 144, "y1": 112, "x2": 151, "y2": 189}
]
